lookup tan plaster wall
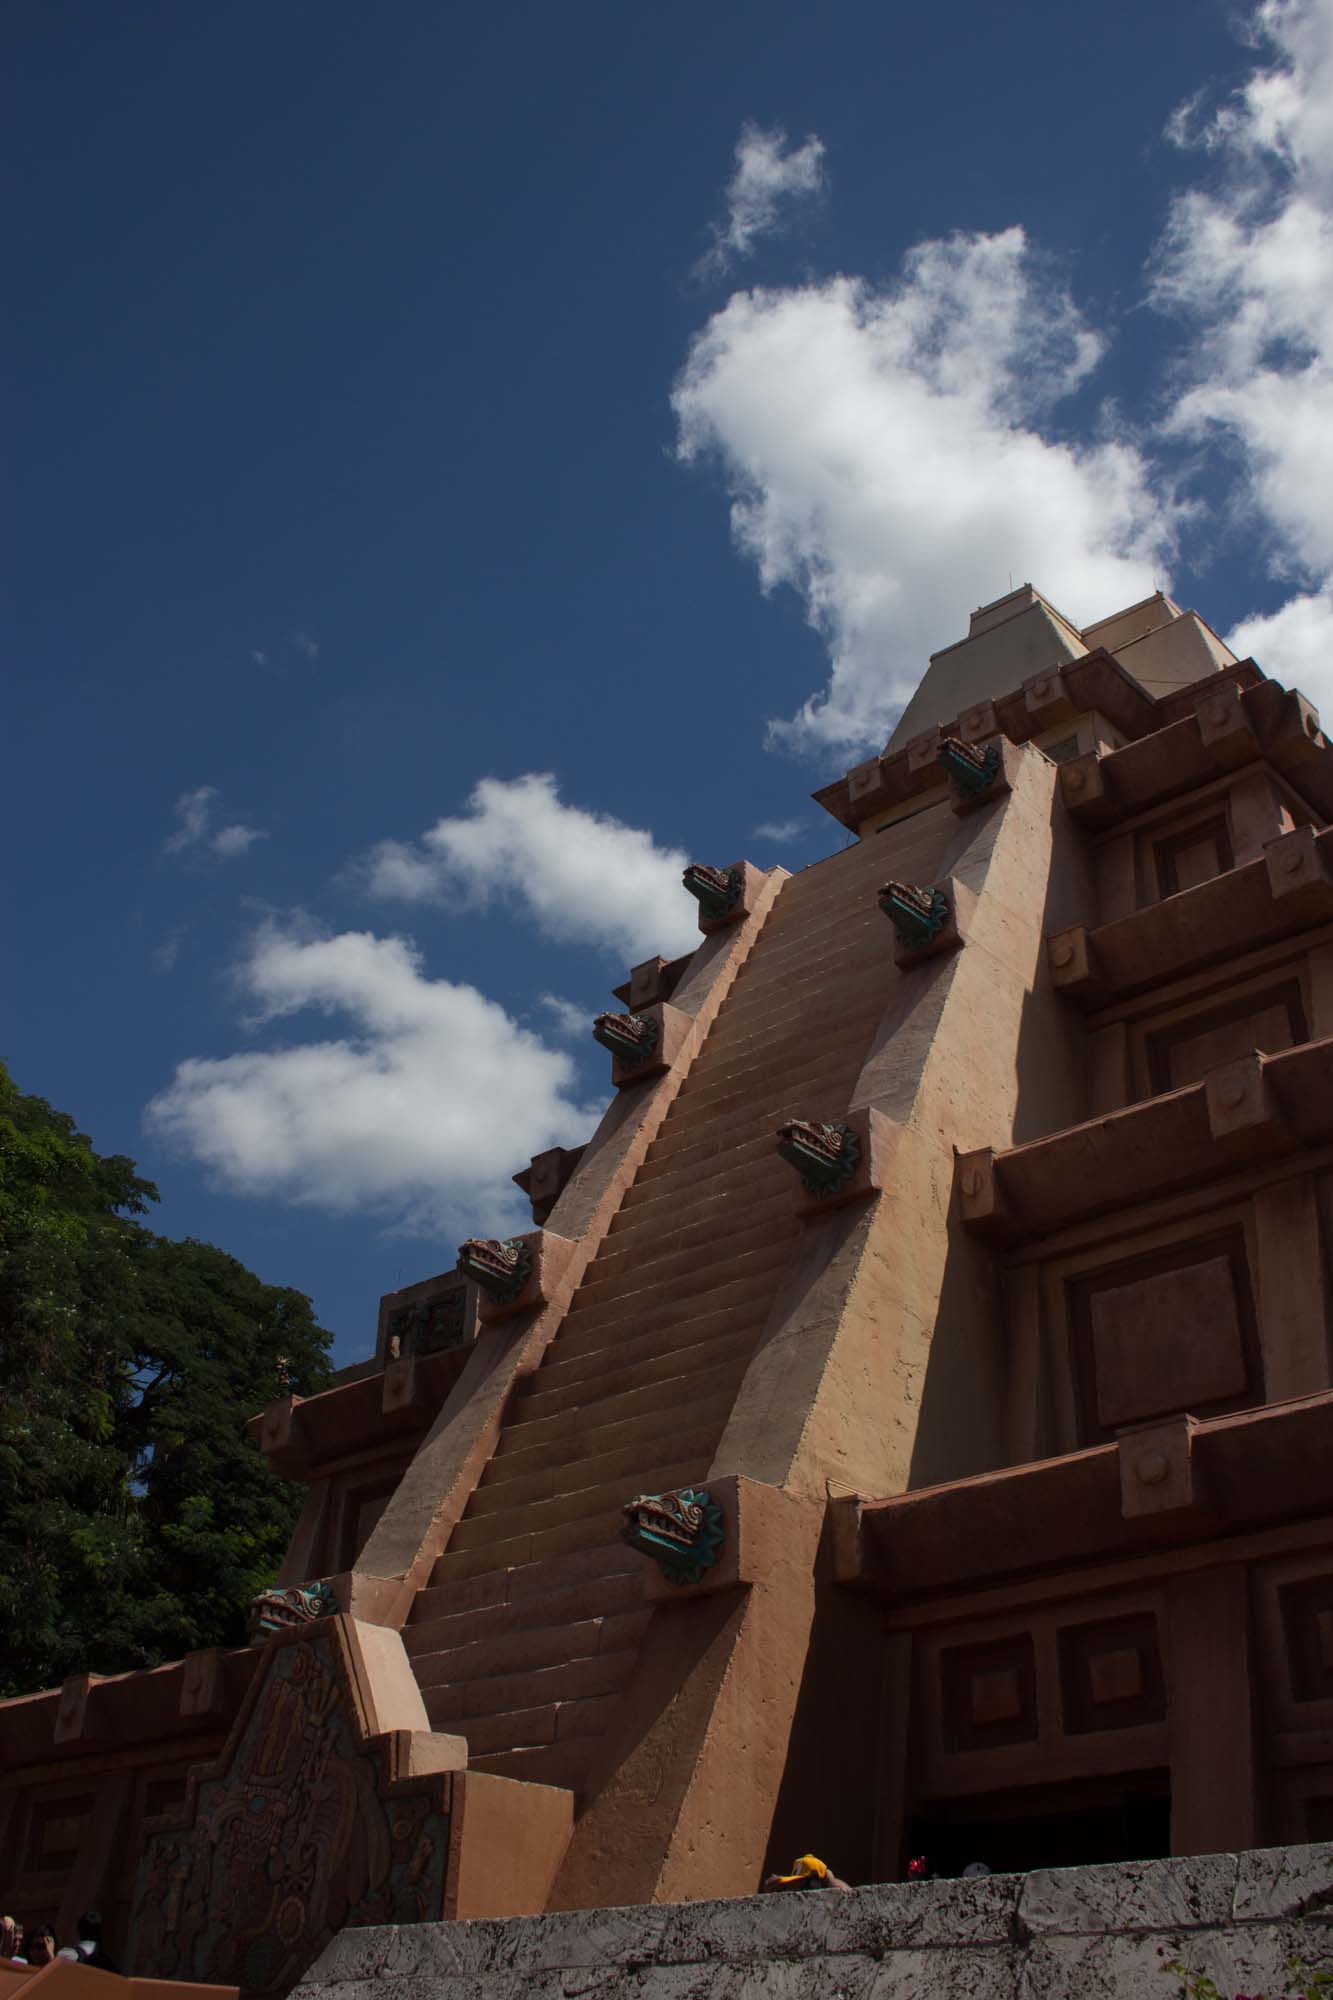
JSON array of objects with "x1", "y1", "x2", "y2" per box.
[
  {"x1": 888, "y1": 602, "x2": 1088, "y2": 750},
  {"x1": 1112, "y1": 611, "x2": 1236, "y2": 697}
]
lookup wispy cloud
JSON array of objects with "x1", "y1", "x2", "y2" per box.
[
  {"x1": 293, "y1": 630, "x2": 320, "y2": 661},
  {"x1": 538, "y1": 993, "x2": 592, "y2": 1040},
  {"x1": 146, "y1": 919, "x2": 600, "y2": 1236},
  {"x1": 358, "y1": 773, "x2": 699, "y2": 962},
  {"x1": 751, "y1": 817, "x2": 805, "y2": 844},
  {"x1": 698, "y1": 123, "x2": 826, "y2": 275},
  {"x1": 164, "y1": 785, "x2": 268, "y2": 861}
]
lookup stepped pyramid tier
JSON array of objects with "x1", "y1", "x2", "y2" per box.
[{"x1": 7, "y1": 582, "x2": 1333, "y2": 1991}]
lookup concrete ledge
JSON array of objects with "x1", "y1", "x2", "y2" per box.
[{"x1": 294, "y1": 1843, "x2": 1332, "y2": 2000}]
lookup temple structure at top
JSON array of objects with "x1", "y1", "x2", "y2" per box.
[{"x1": 5, "y1": 583, "x2": 1333, "y2": 1991}]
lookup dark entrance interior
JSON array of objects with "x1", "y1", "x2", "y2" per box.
[{"x1": 906, "y1": 1772, "x2": 1171, "y2": 1878}]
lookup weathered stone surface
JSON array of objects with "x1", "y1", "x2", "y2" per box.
[
  {"x1": 1017, "y1": 1851, "x2": 1237, "y2": 1936},
  {"x1": 1233, "y1": 1838, "x2": 1333, "y2": 1921},
  {"x1": 294, "y1": 1848, "x2": 1333, "y2": 2000}
]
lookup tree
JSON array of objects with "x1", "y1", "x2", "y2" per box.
[{"x1": 0, "y1": 1063, "x2": 333, "y2": 1696}]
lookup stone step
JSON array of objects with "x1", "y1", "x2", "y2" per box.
[
  {"x1": 608, "y1": 1156, "x2": 793, "y2": 1239},
  {"x1": 426, "y1": 1533, "x2": 637, "y2": 1600},
  {"x1": 699, "y1": 979, "x2": 890, "y2": 1072},
  {"x1": 494, "y1": 1353, "x2": 749, "y2": 1457},
  {"x1": 708, "y1": 930, "x2": 893, "y2": 1022},
  {"x1": 632, "y1": 1127, "x2": 781, "y2": 1191},
  {"x1": 409, "y1": 1560, "x2": 644, "y2": 1645},
  {"x1": 410, "y1": 1606, "x2": 651, "y2": 1688},
  {"x1": 564, "y1": 1233, "x2": 791, "y2": 1325},
  {"x1": 603, "y1": 1179, "x2": 793, "y2": 1252},
  {"x1": 517, "y1": 1286, "x2": 771, "y2": 1390},
  {"x1": 466, "y1": 1739, "x2": 595, "y2": 1791},
  {"x1": 432, "y1": 1510, "x2": 627, "y2": 1583},
  {"x1": 467, "y1": 1423, "x2": 721, "y2": 1517},
  {"x1": 572, "y1": 1207, "x2": 789, "y2": 1306},
  {"x1": 488, "y1": 1382, "x2": 739, "y2": 1478},
  {"x1": 658, "y1": 1041, "x2": 866, "y2": 1131},
  {"x1": 541, "y1": 1259, "x2": 779, "y2": 1348},
  {"x1": 511, "y1": 1320, "x2": 757, "y2": 1422},
  {"x1": 450, "y1": 1456, "x2": 710, "y2": 1553}
]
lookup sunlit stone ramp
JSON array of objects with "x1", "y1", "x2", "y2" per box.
[{"x1": 294, "y1": 1842, "x2": 1332, "y2": 2000}]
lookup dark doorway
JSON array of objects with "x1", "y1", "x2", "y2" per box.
[{"x1": 906, "y1": 1772, "x2": 1171, "y2": 1878}]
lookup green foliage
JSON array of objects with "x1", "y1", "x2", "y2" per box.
[
  {"x1": 1164, "y1": 1954, "x2": 1333, "y2": 1999},
  {"x1": 0, "y1": 1062, "x2": 333, "y2": 1695}
]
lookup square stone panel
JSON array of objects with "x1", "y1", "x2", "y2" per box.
[
  {"x1": 940, "y1": 1635, "x2": 1038, "y2": 1753},
  {"x1": 1069, "y1": 1230, "x2": 1261, "y2": 1442},
  {"x1": 1058, "y1": 1612, "x2": 1166, "y2": 1736}
]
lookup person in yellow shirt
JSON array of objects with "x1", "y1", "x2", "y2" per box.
[{"x1": 762, "y1": 1854, "x2": 851, "y2": 1893}]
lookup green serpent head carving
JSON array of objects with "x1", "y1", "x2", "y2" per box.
[{"x1": 621, "y1": 1486, "x2": 724, "y2": 1586}]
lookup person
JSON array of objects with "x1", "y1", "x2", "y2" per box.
[
  {"x1": 23, "y1": 1924, "x2": 56, "y2": 1967},
  {"x1": 762, "y1": 1853, "x2": 852, "y2": 1893},
  {"x1": 1, "y1": 1916, "x2": 24, "y2": 1962},
  {"x1": 56, "y1": 1911, "x2": 119, "y2": 1972}
]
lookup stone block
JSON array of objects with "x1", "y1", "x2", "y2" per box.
[
  {"x1": 1117, "y1": 1414, "x2": 1201, "y2": 1521},
  {"x1": 1057, "y1": 753, "x2": 1105, "y2": 813},
  {"x1": 1023, "y1": 667, "x2": 1071, "y2": 724},
  {"x1": 381, "y1": 1354, "x2": 418, "y2": 1415},
  {"x1": 513, "y1": 1144, "x2": 586, "y2": 1225},
  {"x1": 53, "y1": 1671, "x2": 97, "y2": 1743},
  {"x1": 1232, "y1": 1838, "x2": 1333, "y2": 1920},
  {"x1": 179, "y1": 1647, "x2": 228, "y2": 1721},
  {"x1": 1204, "y1": 1050, "x2": 1279, "y2": 1141},
  {"x1": 1017, "y1": 1851, "x2": 1237, "y2": 1936},
  {"x1": 253, "y1": 1392, "x2": 302, "y2": 1460},
  {"x1": 905, "y1": 727, "x2": 944, "y2": 776},
  {"x1": 955, "y1": 1146, "x2": 1008, "y2": 1238},
  {"x1": 1045, "y1": 924, "x2": 1105, "y2": 1003},
  {"x1": 1196, "y1": 679, "x2": 1260, "y2": 761},
  {"x1": 1266, "y1": 822, "x2": 1322, "y2": 893},
  {"x1": 958, "y1": 699, "x2": 1000, "y2": 743},
  {"x1": 847, "y1": 755, "x2": 893, "y2": 818}
]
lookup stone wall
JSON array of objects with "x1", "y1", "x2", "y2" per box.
[{"x1": 294, "y1": 1843, "x2": 1332, "y2": 2000}]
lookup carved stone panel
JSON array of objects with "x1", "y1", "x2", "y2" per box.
[{"x1": 127, "y1": 1623, "x2": 453, "y2": 1996}]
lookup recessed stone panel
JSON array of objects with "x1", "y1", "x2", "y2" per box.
[
  {"x1": 940, "y1": 1635, "x2": 1037, "y2": 1753},
  {"x1": 1058, "y1": 1613, "x2": 1166, "y2": 1735},
  {"x1": 1144, "y1": 979, "x2": 1306, "y2": 1093},
  {"x1": 1070, "y1": 1231, "x2": 1261, "y2": 1441}
]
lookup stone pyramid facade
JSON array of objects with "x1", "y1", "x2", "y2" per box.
[{"x1": 4, "y1": 585, "x2": 1333, "y2": 1991}]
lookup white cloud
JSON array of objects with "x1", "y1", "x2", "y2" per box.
[
  {"x1": 700, "y1": 123, "x2": 827, "y2": 274},
  {"x1": 293, "y1": 630, "x2": 320, "y2": 660},
  {"x1": 359, "y1": 772, "x2": 699, "y2": 962},
  {"x1": 538, "y1": 993, "x2": 592, "y2": 1040},
  {"x1": 752, "y1": 817, "x2": 805, "y2": 843},
  {"x1": 674, "y1": 228, "x2": 1176, "y2": 756},
  {"x1": 1153, "y1": 0, "x2": 1333, "y2": 711},
  {"x1": 146, "y1": 919, "x2": 601, "y2": 1236},
  {"x1": 211, "y1": 823, "x2": 268, "y2": 859},
  {"x1": 164, "y1": 785, "x2": 268, "y2": 861},
  {"x1": 1229, "y1": 589, "x2": 1333, "y2": 709}
]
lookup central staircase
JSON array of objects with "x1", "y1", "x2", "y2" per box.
[{"x1": 402, "y1": 819, "x2": 941, "y2": 1790}]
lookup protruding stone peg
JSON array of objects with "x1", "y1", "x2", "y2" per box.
[
  {"x1": 682, "y1": 862, "x2": 742, "y2": 923},
  {"x1": 592, "y1": 1010, "x2": 660, "y2": 1070},
  {"x1": 879, "y1": 880, "x2": 949, "y2": 951},
  {"x1": 776, "y1": 1118, "x2": 861, "y2": 1200}
]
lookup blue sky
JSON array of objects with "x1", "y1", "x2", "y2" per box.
[{"x1": 8, "y1": 0, "x2": 1333, "y2": 1363}]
